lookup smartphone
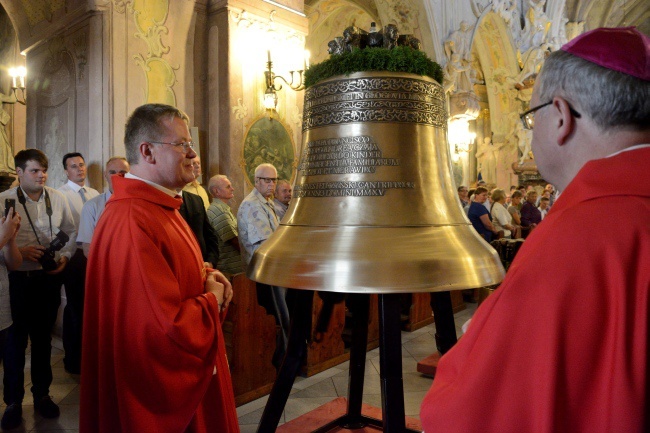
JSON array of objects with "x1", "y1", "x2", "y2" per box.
[{"x1": 4, "y1": 198, "x2": 15, "y2": 218}]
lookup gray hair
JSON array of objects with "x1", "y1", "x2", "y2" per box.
[
  {"x1": 537, "y1": 50, "x2": 650, "y2": 131},
  {"x1": 491, "y1": 188, "x2": 506, "y2": 203},
  {"x1": 208, "y1": 174, "x2": 229, "y2": 196},
  {"x1": 254, "y1": 163, "x2": 277, "y2": 177},
  {"x1": 124, "y1": 104, "x2": 189, "y2": 164},
  {"x1": 106, "y1": 156, "x2": 128, "y2": 167}
]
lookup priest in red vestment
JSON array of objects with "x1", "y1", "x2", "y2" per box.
[
  {"x1": 80, "y1": 104, "x2": 238, "y2": 433},
  {"x1": 421, "y1": 27, "x2": 649, "y2": 433}
]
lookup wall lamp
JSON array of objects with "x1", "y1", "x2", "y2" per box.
[
  {"x1": 8, "y1": 67, "x2": 26, "y2": 105},
  {"x1": 448, "y1": 118, "x2": 476, "y2": 161},
  {"x1": 264, "y1": 50, "x2": 308, "y2": 110}
]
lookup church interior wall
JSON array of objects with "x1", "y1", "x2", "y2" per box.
[
  {"x1": 26, "y1": 24, "x2": 87, "y2": 189},
  {"x1": 0, "y1": 0, "x2": 646, "y2": 418},
  {"x1": 0, "y1": 0, "x2": 647, "y2": 197},
  {"x1": 209, "y1": 0, "x2": 308, "y2": 211}
]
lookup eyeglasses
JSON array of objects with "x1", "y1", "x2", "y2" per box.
[
  {"x1": 520, "y1": 101, "x2": 582, "y2": 130},
  {"x1": 149, "y1": 141, "x2": 195, "y2": 154},
  {"x1": 257, "y1": 177, "x2": 278, "y2": 184}
]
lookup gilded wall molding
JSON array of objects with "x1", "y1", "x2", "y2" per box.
[{"x1": 129, "y1": 0, "x2": 177, "y2": 105}]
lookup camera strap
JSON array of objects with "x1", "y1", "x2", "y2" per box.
[{"x1": 16, "y1": 186, "x2": 54, "y2": 246}]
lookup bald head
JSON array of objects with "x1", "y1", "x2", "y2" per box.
[
  {"x1": 105, "y1": 157, "x2": 130, "y2": 193},
  {"x1": 209, "y1": 174, "x2": 234, "y2": 203}
]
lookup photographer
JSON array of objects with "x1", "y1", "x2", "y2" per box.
[{"x1": 0, "y1": 149, "x2": 76, "y2": 430}]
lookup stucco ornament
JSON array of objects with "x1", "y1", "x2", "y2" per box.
[
  {"x1": 376, "y1": 0, "x2": 419, "y2": 34},
  {"x1": 113, "y1": 0, "x2": 134, "y2": 14},
  {"x1": 489, "y1": 67, "x2": 518, "y2": 107},
  {"x1": 443, "y1": 21, "x2": 476, "y2": 95},
  {"x1": 444, "y1": 53, "x2": 473, "y2": 93},
  {"x1": 520, "y1": 0, "x2": 550, "y2": 52},
  {"x1": 506, "y1": 112, "x2": 533, "y2": 165},
  {"x1": 131, "y1": 0, "x2": 177, "y2": 105},
  {"x1": 475, "y1": 136, "x2": 497, "y2": 184},
  {"x1": 492, "y1": 0, "x2": 521, "y2": 45},
  {"x1": 232, "y1": 98, "x2": 248, "y2": 120},
  {"x1": 0, "y1": 94, "x2": 16, "y2": 174}
]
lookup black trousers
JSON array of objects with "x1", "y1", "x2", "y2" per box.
[
  {"x1": 0, "y1": 328, "x2": 7, "y2": 365},
  {"x1": 62, "y1": 249, "x2": 87, "y2": 372},
  {"x1": 3, "y1": 270, "x2": 62, "y2": 404}
]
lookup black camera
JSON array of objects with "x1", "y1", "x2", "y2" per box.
[{"x1": 39, "y1": 231, "x2": 69, "y2": 271}]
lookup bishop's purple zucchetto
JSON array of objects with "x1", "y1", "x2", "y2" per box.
[{"x1": 561, "y1": 27, "x2": 649, "y2": 81}]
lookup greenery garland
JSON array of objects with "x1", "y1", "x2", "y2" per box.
[{"x1": 304, "y1": 46, "x2": 443, "y2": 88}]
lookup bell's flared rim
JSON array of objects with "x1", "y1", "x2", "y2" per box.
[{"x1": 248, "y1": 225, "x2": 505, "y2": 294}]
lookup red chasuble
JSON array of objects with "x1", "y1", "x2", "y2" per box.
[
  {"x1": 80, "y1": 176, "x2": 239, "y2": 433},
  {"x1": 421, "y1": 147, "x2": 650, "y2": 433}
]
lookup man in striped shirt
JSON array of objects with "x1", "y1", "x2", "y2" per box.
[{"x1": 206, "y1": 175, "x2": 243, "y2": 276}]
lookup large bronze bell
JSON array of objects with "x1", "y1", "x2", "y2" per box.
[{"x1": 248, "y1": 71, "x2": 504, "y2": 293}]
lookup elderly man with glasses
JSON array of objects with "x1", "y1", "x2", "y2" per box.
[
  {"x1": 421, "y1": 27, "x2": 649, "y2": 432},
  {"x1": 237, "y1": 163, "x2": 291, "y2": 370},
  {"x1": 80, "y1": 104, "x2": 238, "y2": 433}
]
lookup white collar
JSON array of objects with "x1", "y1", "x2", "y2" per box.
[
  {"x1": 66, "y1": 179, "x2": 86, "y2": 192},
  {"x1": 125, "y1": 173, "x2": 179, "y2": 198},
  {"x1": 606, "y1": 143, "x2": 650, "y2": 158}
]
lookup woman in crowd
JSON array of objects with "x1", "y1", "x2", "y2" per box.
[
  {"x1": 468, "y1": 187, "x2": 500, "y2": 241},
  {"x1": 490, "y1": 188, "x2": 521, "y2": 239},
  {"x1": 508, "y1": 190, "x2": 523, "y2": 226}
]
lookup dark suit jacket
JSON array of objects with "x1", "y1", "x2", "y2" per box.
[{"x1": 180, "y1": 191, "x2": 219, "y2": 266}]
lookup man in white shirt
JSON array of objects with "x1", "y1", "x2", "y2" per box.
[
  {"x1": 237, "y1": 163, "x2": 290, "y2": 369},
  {"x1": 0, "y1": 149, "x2": 76, "y2": 429},
  {"x1": 77, "y1": 157, "x2": 130, "y2": 257},
  {"x1": 57, "y1": 153, "x2": 100, "y2": 227},
  {"x1": 57, "y1": 152, "x2": 99, "y2": 375}
]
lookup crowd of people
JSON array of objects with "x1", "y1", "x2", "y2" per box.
[
  {"x1": 460, "y1": 181, "x2": 556, "y2": 241},
  {"x1": 0, "y1": 25, "x2": 646, "y2": 433},
  {"x1": 0, "y1": 104, "x2": 295, "y2": 432}
]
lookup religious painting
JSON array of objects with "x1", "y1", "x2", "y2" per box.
[{"x1": 242, "y1": 116, "x2": 296, "y2": 187}]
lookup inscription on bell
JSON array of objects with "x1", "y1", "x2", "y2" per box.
[
  {"x1": 299, "y1": 135, "x2": 399, "y2": 176},
  {"x1": 296, "y1": 135, "x2": 416, "y2": 198},
  {"x1": 294, "y1": 181, "x2": 415, "y2": 197}
]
